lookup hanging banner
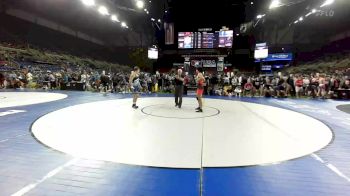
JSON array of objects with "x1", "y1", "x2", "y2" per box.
[
  {"x1": 202, "y1": 60, "x2": 217, "y2": 68},
  {"x1": 184, "y1": 61, "x2": 190, "y2": 72},
  {"x1": 164, "y1": 23, "x2": 174, "y2": 45},
  {"x1": 217, "y1": 61, "x2": 224, "y2": 71},
  {"x1": 254, "y1": 53, "x2": 293, "y2": 62},
  {"x1": 261, "y1": 65, "x2": 272, "y2": 71},
  {"x1": 191, "y1": 60, "x2": 202, "y2": 67}
]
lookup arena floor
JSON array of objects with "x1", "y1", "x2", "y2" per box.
[{"x1": 1, "y1": 90, "x2": 350, "y2": 195}]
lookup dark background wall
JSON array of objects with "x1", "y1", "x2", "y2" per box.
[{"x1": 0, "y1": 13, "x2": 136, "y2": 64}]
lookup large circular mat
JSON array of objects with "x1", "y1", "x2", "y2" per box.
[{"x1": 31, "y1": 97, "x2": 332, "y2": 168}]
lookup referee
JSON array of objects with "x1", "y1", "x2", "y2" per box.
[{"x1": 174, "y1": 69, "x2": 184, "y2": 108}]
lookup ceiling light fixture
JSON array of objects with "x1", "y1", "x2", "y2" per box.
[
  {"x1": 257, "y1": 14, "x2": 265, "y2": 19},
  {"x1": 111, "y1": 15, "x2": 119, "y2": 22},
  {"x1": 136, "y1": 0, "x2": 145, "y2": 9},
  {"x1": 269, "y1": 0, "x2": 282, "y2": 9},
  {"x1": 81, "y1": 0, "x2": 95, "y2": 6},
  {"x1": 321, "y1": 0, "x2": 334, "y2": 7},
  {"x1": 98, "y1": 6, "x2": 109, "y2": 15}
]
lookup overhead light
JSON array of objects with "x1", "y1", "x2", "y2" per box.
[
  {"x1": 81, "y1": 0, "x2": 95, "y2": 6},
  {"x1": 111, "y1": 15, "x2": 119, "y2": 22},
  {"x1": 269, "y1": 0, "x2": 282, "y2": 9},
  {"x1": 136, "y1": 0, "x2": 144, "y2": 9},
  {"x1": 149, "y1": 0, "x2": 151, "y2": 2},
  {"x1": 306, "y1": 9, "x2": 317, "y2": 17},
  {"x1": 236, "y1": 33, "x2": 239, "y2": 36},
  {"x1": 121, "y1": 22, "x2": 127, "y2": 27},
  {"x1": 151, "y1": 18, "x2": 155, "y2": 21},
  {"x1": 294, "y1": 20, "x2": 299, "y2": 24},
  {"x1": 299, "y1": 17, "x2": 303, "y2": 21},
  {"x1": 251, "y1": 2, "x2": 254, "y2": 5},
  {"x1": 144, "y1": 8, "x2": 148, "y2": 12},
  {"x1": 158, "y1": 19, "x2": 161, "y2": 23},
  {"x1": 321, "y1": 0, "x2": 334, "y2": 7},
  {"x1": 257, "y1": 14, "x2": 265, "y2": 19},
  {"x1": 146, "y1": 11, "x2": 149, "y2": 14},
  {"x1": 305, "y1": 12, "x2": 312, "y2": 17},
  {"x1": 165, "y1": 10, "x2": 167, "y2": 13},
  {"x1": 98, "y1": 6, "x2": 109, "y2": 15}
]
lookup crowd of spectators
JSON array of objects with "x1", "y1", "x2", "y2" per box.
[
  {"x1": 0, "y1": 66, "x2": 177, "y2": 94},
  {"x1": 0, "y1": 40, "x2": 131, "y2": 92},
  {"x1": 1, "y1": 65, "x2": 349, "y2": 99},
  {"x1": 199, "y1": 70, "x2": 350, "y2": 99},
  {"x1": 0, "y1": 66, "x2": 124, "y2": 92}
]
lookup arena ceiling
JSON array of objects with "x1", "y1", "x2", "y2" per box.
[
  {"x1": 3, "y1": 0, "x2": 167, "y2": 47},
  {"x1": 247, "y1": 0, "x2": 350, "y2": 30},
  {"x1": 168, "y1": 0, "x2": 349, "y2": 30},
  {"x1": 2, "y1": 0, "x2": 349, "y2": 47},
  {"x1": 167, "y1": 0, "x2": 248, "y2": 31}
]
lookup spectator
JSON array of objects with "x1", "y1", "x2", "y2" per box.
[
  {"x1": 0, "y1": 72, "x2": 5, "y2": 88},
  {"x1": 243, "y1": 79, "x2": 255, "y2": 97},
  {"x1": 341, "y1": 79, "x2": 350, "y2": 89},
  {"x1": 295, "y1": 75, "x2": 304, "y2": 98}
]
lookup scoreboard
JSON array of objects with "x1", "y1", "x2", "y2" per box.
[{"x1": 178, "y1": 30, "x2": 233, "y2": 49}]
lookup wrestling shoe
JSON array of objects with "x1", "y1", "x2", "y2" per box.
[{"x1": 196, "y1": 108, "x2": 203, "y2": 113}]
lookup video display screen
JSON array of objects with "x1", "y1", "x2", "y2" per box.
[
  {"x1": 202, "y1": 32, "x2": 215, "y2": 48},
  {"x1": 255, "y1": 49, "x2": 268, "y2": 59},
  {"x1": 193, "y1": 32, "x2": 202, "y2": 48},
  {"x1": 178, "y1": 30, "x2": 233, "y2": 49},
  {"x1": 148, "y1": 48, "x2": 158, "y2": 59},
  {"x1": 218, "y1": 30, "x2": 233, "y2": 48},
  {"x1": 254, "y1": 43, "x2": 269, "y2": 59},
  {"x1": 178, "y1": 32, "x2": 194, "y2": 49}
]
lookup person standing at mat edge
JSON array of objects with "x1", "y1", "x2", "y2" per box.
[
  {"x1": 175, "y1": 69, "x2": 185, "y2": 108},
  {"x1": 129, "y1": 66, "x2": 141, "y2": 109},
  {"x1": 195, "y1": 68, "x2": 205, "y2": 112}
]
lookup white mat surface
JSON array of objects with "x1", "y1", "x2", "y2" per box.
[
  {"x1": 31, "y1": 97, "x2": 332, "y2": 168},
  {"x1": 0, "y1": 92, "x2": 67, "y2": 108}
]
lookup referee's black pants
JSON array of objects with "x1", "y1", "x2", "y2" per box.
[{"x1": 175, "y1": 85, "x2": 184, "y2": 107}]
